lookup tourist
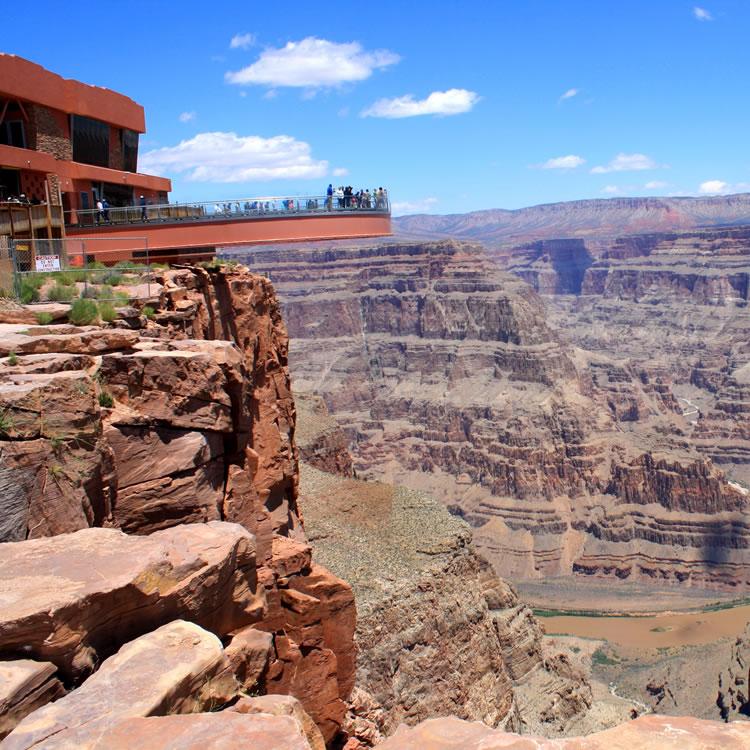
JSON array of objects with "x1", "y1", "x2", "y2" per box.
[
  {"x1": 102, "y1": 198, "x2": 110, "y2": 222},
  {"x1": 140, "y1": 195, "x2": 148, "y2": 222},
  {"x1": 96, "y1": 197, "x2": 104, "y2": 224},
  {"x1": 326, "y1": 183, "x2": 333, "y2": 211},
  {"x1": 335, "y1": 186, "x2": 344, "y2": 209}
]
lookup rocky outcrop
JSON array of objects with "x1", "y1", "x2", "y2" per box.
[
  {"x1": 0, "y1": 523, "x2": 262, "y2": 680},
  {"x1": 4, "y1": 620, "x2": 238, "y2": 749},
  {"x1": 377, "y1": 714, "x2": 750, "y2": 749},
  {"x1": 80, "y1": 712, "x2": 317, "y2": 750},
  {"x1": 0, "y1": 265, "x2": 355, "y2": 745},
  {"x1": 236, "y1": 240, "x2": 750, "y2": 589}
]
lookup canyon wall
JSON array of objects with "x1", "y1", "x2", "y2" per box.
[
  {"x1": 295, "y1": 395, "x2": 593, "y2": 741},
  {"x1": 239, "y1": 241, "x2": 750, "y2": 589},
  {"x1": 0, "y1": 266, "x2": 354, "y2": 745}
]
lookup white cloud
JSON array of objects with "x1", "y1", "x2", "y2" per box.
[
  {"x1": 262, "y1": 89, "x2": 277, "y2": 100},
  {"x1": 391, "y1": 197, "x2": 438, "y2": 215},
  {"x1": 361, "y1": 89, "x2": 480, "y2": 118},
  {"x1": 332, "y1": 167, "x2": 349, "y2": 177},
  {"x1": 178, "y1": 111, "x2": 196, "y2": 123},
  {"x1": 539, "y1": 154, "x2": 585, "y2": 169},
  {"x1": 139, "y1": 132, "x2": 328, "y2": 183},
  {"x1": 230, "y1": 32, "x2": 256, "y2": 49},
  {"x1": 697, "y1": 180, "x2": 750, "y2": 195},
  {"x1": 693, "y1": 6, "x2": 713, "y2": 21},
  {"x1": 644, "y1": 180, "x2": 668, "y2": 189},
  {"x1": 590, "y1": 153, "x2": 658, "y2": 173},
  {"x1": 559, "y1": 88, "x2": 579, "y2": 102},
  {"x1": 699, "y1": 179, "x2": 729, "y2": 195},
  {"x1": 225, "y1": 37, "x2": 399, "y2": 88},
  {"x1": 602, "y1": 185, "x2": 621, "y2": 194}
]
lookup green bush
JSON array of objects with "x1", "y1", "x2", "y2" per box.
[
  {"x1": 69, "y1": 298, "x2": 99, "y2": 326},
  {"x1": 114, "y1": 291, "x2": 130, "y2": 306},
  {"x1": 7, "y1": 351, "x2": 18, "y2": 366},
  {"x1": 102, "y1": 271, "x2": 123, "y2": 286},
  {"x1": 98, "y1": 391, "x2": 114, "y2": 408},
  {"x1": 70, "y1": 269, "x2": 90, "y2": 283},
  {"x1": 51, "y1": 271, "x2": 75, "y2": 285},
  {"x1": 114, "y1": 260, "x2": 145, "y2": 270},
  {"x1": 96, "y1": 285, "x2": 114, "y2": 300},
  {"x1": 46, "y1": 283, "x2": 76, "y2": 302},
  {"x1": 98, "y1": 302, "x2": 117, "y2": 323},
  {"x1": 142, "y1": 305, "x2": 156, "y2": 319},
  {"x1": 35, "y1": 312, "x2": 54, "y2": 325},
  {"x1": 19, "y1": 279, "x2": 40, "y2": 304},
  {"x1": 85, "y1": 261, "x2": 107, "y2": 270}
]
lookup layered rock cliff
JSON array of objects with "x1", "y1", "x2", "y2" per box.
[
  {"x1": 0, "y1": 265, "x2": 354, "y2": 745},
  {"x1": 237, "y1": 240, "x2": 750, "y2": 589}
]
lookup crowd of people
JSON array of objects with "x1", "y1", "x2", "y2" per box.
[
  {"x1": 326, "y1": 185, "x2": 388, "y2": 210},
  {"x1": 1, "y1": 193, "x2": 46, "y2": 205}
]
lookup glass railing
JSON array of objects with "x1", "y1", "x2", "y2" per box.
[{"x1": 65, "y1": 192, "x2": 391, "y2": 228}]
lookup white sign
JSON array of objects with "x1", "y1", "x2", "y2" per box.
[{"x1": 35, "y1": 255, "x2": 61, "y2": 272}]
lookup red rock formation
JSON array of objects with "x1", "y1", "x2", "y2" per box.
[
  {"x1": 0, "y1": 265, "x2": 355, "y2": 744},
  {"x1": 377, "y1": 714, "x2": 750, "y2": 749}
]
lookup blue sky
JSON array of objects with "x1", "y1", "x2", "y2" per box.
[{"x1": 5, "y1": 1, "x2": 749, "y2": 214}]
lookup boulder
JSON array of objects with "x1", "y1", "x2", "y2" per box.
[
  {"x1": 224, "y1": 626, "x2": 274, "y2": 690},
  {"x1": 0, "y1": 522, "x2": 264, "y2": 679},
  {"x1": 0, "y1": 324, "x2": 138, "y2": 356},
  {"x1": 377, "y1": 715, "x2": 750, "y2": 749},
  {"x1": 0, "y1": 661, "x2": 64, "y2": 740},
  {"x1": 67, "y1": 712, "x2": 314, "y2": 750},
  {"x1": 230, "y1": 695, "x2": 325, "y2": 750},
  {"x1": 3, "y1": 621, "x2": 238, "y2": 750}
]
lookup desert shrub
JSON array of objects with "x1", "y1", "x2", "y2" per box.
[
  {"x1": 98, "y1": 391, "x2": 114, "y2": 408},
  {"x1": 7, "y1": 351, "x2": 18, "y2": 366},
  {"x1": 86, "y1": 261, "x2": 107, "y2": 270},
  {"x1": 69, "y1": 298, "x2": 99, "y2": 326},
  {"x1": 142, "y1": 305, "x2": 155, "y2": 319},
  {"x1": 19, "y1": 279, "x2": 40, "y2": 304},
  {"x1": 102, "y1": 271, "x2": 123, "y2": 286},
  {"x1": 35, "y1": 311, "x2": 54, "y2": 325},
  {"x1": 114, "y1": 291, "x2": 130, "y2": 306},
  {"x1": 46, "y1": 283, "x2": 76, "y2": 302},
  {"x1": 98, "y1": 302, "x2": 117, "y2": 323}
]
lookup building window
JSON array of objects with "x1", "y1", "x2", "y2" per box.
[
  {"x1": 71, "y1": 115, "x2": 110, "y2": 167},
  {"x1": 121, "y1": 128, "x2": 138, "y2": 173},
  {"x1": 0, "y1": 120, "x2": 26, "y2": 148}
]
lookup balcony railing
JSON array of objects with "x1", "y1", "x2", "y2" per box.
[
  {"x1": 0, "y1": 203, "x2": 65, "y2": 238},
  {"x1": 65, "y1": 193, "x2": 390, "y2": 228}
]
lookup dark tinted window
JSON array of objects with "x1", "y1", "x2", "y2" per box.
[
  {"x1": 0, "y1": 120, "x2": 26, "y2": 148},
  {"x1": 71, "y1": 115, "x2": 109, "y2": 167},
  {"x1": 121, "y1": 129, "x2": 138, "y2": 173}
]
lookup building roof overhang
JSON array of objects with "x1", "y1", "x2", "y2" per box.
[{"x1": 0, "y1": 54, "x2": 146, "y2": 132}]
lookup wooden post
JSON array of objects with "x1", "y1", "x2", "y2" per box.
[{"x1": 43, "y1": 180, "x2": 53, "y2": 241}]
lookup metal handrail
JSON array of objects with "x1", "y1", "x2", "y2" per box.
[{"x1": 65, "y1": 192, "x2": 390, "y2": 227}]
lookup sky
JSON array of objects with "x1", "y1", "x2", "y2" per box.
[{"x1": 4, "y1": 1, "x2": 749, "y2": 215}]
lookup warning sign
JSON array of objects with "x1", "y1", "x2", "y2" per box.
[{"x1": 34, "y1": 255, "x2": 61, "y2": 272}]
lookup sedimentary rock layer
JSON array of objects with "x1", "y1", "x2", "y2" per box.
[{"x1": 238, "y1": 240, "x2": 749, "y2": 589}]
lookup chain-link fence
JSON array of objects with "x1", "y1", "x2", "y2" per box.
[{"x1": 10, "y1": 236, "x2": 157, "y2": 305}]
